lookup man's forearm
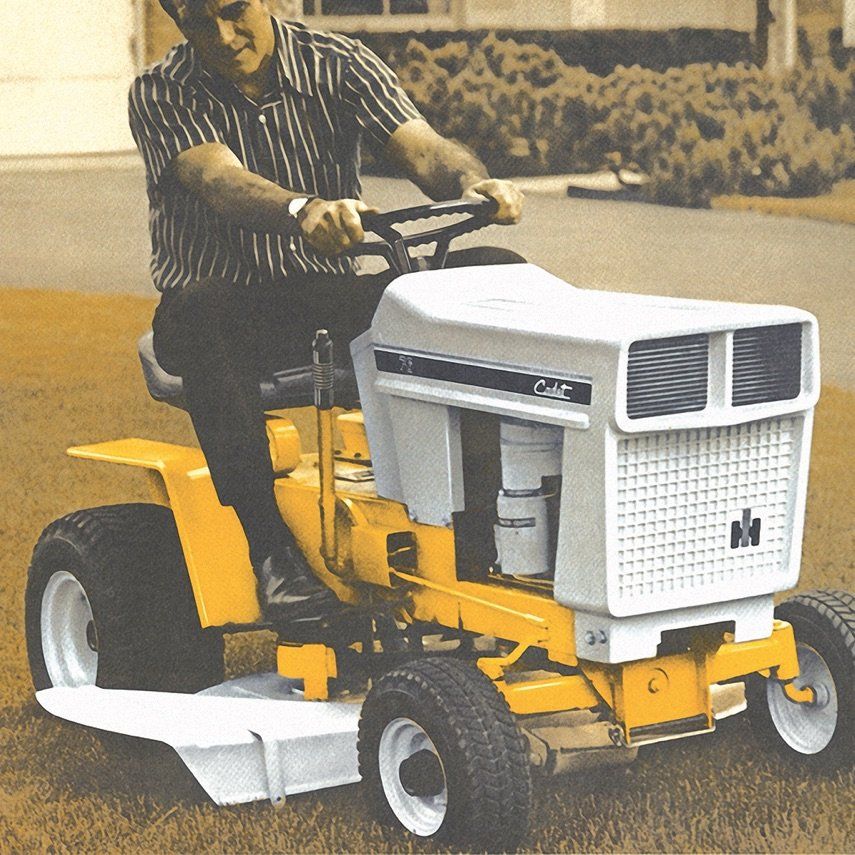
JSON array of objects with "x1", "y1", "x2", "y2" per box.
[
  {"x1": 387, "y1": 122, "x2": 489, "y2": 201},
  {"x1": 416, "y1": 136, "x2": 489, "y2": 200},
  {"x1": 173, "y1": 145, "x2": 302, "y2": 234},
  {"x1": 172, "y1": 143, "x2": 377, "y2": 253}
]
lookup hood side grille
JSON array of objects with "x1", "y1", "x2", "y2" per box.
[
  {"x1": 732, "y1": 324, "x2": 802, "y2": 407},
  {"x1": 627, "y1": 334, "x2": 709, "y2": 419}
]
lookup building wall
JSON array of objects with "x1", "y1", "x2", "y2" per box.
[
  {"x1": 300, "y1": 0, "x2": 757, "y2": 32},
  {"x1": 145, "y1": 0, "x2": 760, "y2": 58},
  {"x1": 460, "y1": 0, "x2": 576, "y2": 29},
  {"x1": 460, "y1": 0, "x2": 755, "y2": 31},
  {"x1": 845, "y1": 0, "x2": 855, "y2": 46},
  {"x1": 1, "y1": 0, "x2": 139, "y2": 156},
  {"x1": 570, "y1": 0, "x2": 755, "y2": 31},
  {"x1": 766, "y1": 0, "x2": 798, "y2": 69}
]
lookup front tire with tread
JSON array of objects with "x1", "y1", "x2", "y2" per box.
[
  {"x1": 746, "y1": 589, "x2": 854, "y2": 770},
  {"x1": 358, "y1": 657, "x2": 532, "y2": 852}
]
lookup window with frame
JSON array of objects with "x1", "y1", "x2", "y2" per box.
[{"x1": 303, "y1": 1, "x2": 452, "y2": 17}]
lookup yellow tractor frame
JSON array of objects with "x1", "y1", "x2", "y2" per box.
[{"x1": 69, "y1": 410, "x2": 812, "y2": 744}]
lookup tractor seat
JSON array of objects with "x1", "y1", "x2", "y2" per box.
[{"x1": 137, "y1": 331, "x2": 359, "y2": 411}]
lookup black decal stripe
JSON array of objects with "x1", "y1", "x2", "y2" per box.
[{"x1": 375, "y1": 350, "x2": 592, "y2": 406}]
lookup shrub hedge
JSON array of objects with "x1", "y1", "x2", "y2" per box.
[
  {"x1": 372, "y1": 33, "x2": 855, "y2": 206},
  {"x1": 359, "y1": 28, "x2": 755, "y2": 77}
]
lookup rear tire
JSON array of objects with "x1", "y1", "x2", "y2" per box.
[
  {"x1": 26, "y1": 504, "x2": 224, "y2": 693},
  {"x1": 746, "y1": 589, "x2": 854, "y2": 770},
  {"x1": 358, "y1": 657, "x2": 532, "y2": 852}
]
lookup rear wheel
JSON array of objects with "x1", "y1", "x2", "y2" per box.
[
  {"x1": 26, "y1": 504, "x2": 224, "y2": 693},
  {"x1": 358, "y1": 657, "x2": 532, "y2": 852},
  {"x1": 747, "y1": 589, "x2": 854, "y2": 770}
]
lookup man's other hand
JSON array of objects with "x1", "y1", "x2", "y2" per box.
[
  {"x1": 463, "y1": 179, "x2": 524, "y2": 225},
  {"x1": 298, "y1": 198, "x2": 379, "y2": 256}
]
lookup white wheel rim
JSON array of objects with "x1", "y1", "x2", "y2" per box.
[
  {"x1": 767, "y1": 642, "x2": 838, "y2": 755},
  {"x1": 378, "y1": 717, "x2": 448, "y2": 837},
  {"x1": 40, "y1": 571, "x2": 98, "y2": 687}
]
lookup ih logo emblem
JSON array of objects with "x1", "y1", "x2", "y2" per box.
[{"x1": 731, "y1": 508, "x2": 762, "y2": 549}]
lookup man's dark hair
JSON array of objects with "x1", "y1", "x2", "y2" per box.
[
  {"x1": 159, "y1": 0, "x2": 181, "y2": 22},
  {"x1": 161, "y1": 0, "x2": 208, "y2": 23}
]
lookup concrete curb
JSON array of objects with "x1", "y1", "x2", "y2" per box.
[
  {"x1": 0, "y1": 152, "x2": 140, "y2": 173},
  {"x1": 512, "y1": 171, "x2": 649, "y2": 198}
]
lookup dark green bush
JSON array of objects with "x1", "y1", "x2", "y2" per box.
[
  {"x1": 360, "y1": 28, "x2": 754, "y2": 76},
  {"x1": 388, "y1": 33, "x2": 855, "y2": 206}
]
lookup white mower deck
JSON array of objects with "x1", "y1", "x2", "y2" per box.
[
  {"x1": 36, "y1": 674, "x2": 362, "y2": 805},
  {"x1": 37, "y1": 672, "x2": 749, "y2": 806}
]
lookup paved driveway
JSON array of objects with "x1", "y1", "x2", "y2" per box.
[{"x1": 1, "y1": 165, "x2": 852, "y2": 387}]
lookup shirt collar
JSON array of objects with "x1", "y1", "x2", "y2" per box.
[{"x1": 273, "y1": 18, "x2": 309, "y2": 95}]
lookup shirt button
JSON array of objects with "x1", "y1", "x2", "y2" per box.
[{"x1": 258, "y1": 114, "x2": 267, "y2": 125}]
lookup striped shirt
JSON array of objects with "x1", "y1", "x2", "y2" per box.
[{"x1": 129, "y1": 18, "x2": 422, "y2": 292}]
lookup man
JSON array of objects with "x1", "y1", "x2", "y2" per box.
[{"x1": 130, "y1": 0, "x2": 525, "y2": 625}]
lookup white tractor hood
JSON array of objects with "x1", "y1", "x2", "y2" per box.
[
  {"x1": 369, "y1": 263, "x2": 814, "y2": 362},
  {"x1": 350, "y1": 263, "x2": 821, "y2": 664}
]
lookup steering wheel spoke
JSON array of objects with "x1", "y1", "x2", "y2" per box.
[{"x1": 350, "y1": 198, "x2": 498, "y2": 276}]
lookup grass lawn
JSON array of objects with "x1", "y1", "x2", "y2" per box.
[{"x1": 713, "y1": 180, "x2": 855, "y2": 226}]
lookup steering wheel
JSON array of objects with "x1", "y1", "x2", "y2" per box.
[{"x1": 355, "y1": 198, "x2": 499, "y2": 276}]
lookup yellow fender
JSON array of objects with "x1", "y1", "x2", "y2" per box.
[{"x1": 68, "y1": 438, "x2": 261, "y2": 628}]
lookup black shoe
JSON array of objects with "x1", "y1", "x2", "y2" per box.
[{"x1": 254, "y1": 548, "x2": 342, "y2": 625}]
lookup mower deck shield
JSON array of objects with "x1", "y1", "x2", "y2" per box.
[{"x1": 36, "y1": 674, "x2": 362, "y2": 805}]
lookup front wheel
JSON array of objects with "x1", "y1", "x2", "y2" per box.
[
  {"x1": 747, "y1": 589, "x2": 854, "y2": 770},
  {"x1": 357, "y1": 657, "x2": 532, "y2": 852},
  {"x1": 26, "y1": 504, "x2": 224, "y2": 693}
]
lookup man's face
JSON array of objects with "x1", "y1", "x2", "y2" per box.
[{"x1": 175, "y1": 0, "x2": 275, "y2": 83}]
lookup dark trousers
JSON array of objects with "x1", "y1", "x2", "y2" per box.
[{"x1": 152, "y1": 246, "x2": 525, "y2": 507}]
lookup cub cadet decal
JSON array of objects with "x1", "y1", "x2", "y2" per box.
[{"x1": 375, "y1": 349, "x2": 592, "y2": 406}]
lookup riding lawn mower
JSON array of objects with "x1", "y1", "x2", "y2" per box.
[{"x1": 26, "y1": 201, "x2": 854, "y2": 851}]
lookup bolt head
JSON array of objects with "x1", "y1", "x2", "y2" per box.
[
  {"x1": 608, "y1": 727, "x2": 625, "y2": 746},
  {"x1": 811, "y1": 683, "x2": 831, "y2": 709},
  {"x1": 585, "y1": 631, "x2": 596, "y2": 645}
]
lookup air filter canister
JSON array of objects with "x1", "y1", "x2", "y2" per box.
[{"x1": 495, "y1": 490, "x2": 554, "y2": 577}]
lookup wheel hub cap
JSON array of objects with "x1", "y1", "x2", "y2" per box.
[
  {"x1": 767, "y1": 642, "x2": 838, "y2": 755},
  {"x1": 41, "y1": 571, "x2": 98, "y2": 687},
  {"x1": 378, "y1": 717, "x2": 448, "y2": 836},
  {"x1": 398, "y1": 748, "x2": 445, "y2": 797}
]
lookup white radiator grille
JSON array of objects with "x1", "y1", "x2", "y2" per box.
[{"x1": 615, "y1": 417, "x2": 800, "y2": 609}]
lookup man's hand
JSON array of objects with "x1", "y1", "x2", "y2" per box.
[
  {"x1": 298, "y1": 198, "x2": 379, "y2": 256},
  {"x1": 463, "y1": 179, "x2": 525, "y2": 225},
  {"x1": 385, "y1": 122, "x2": 524, "y2": 223}
]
